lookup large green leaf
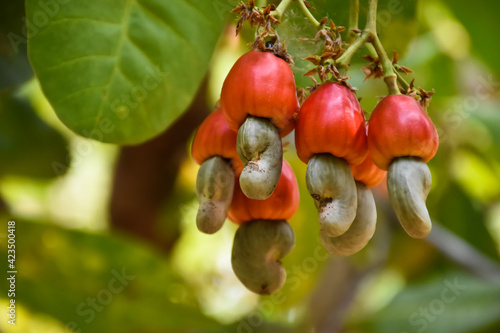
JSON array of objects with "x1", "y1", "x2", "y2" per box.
[
  {"x1": 26, "y1": 0, "x2": 231, "y2": 144},
  {"x1": 0, "y1": 220, "x2": 224, "y2": 332},
  {"x1": 353, "y1": 272, "x2": 500, "y2": 333}
]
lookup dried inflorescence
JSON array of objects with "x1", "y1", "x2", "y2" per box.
[{"x1": 231, "y1": 0, "x2": 280, "y2": 36}]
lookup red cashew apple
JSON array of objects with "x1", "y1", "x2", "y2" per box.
[
  {"x1": 368, "y1": 94, "x2": 438, "y2": 171},
  {"x1": 228, "y1": 160, "x2": 299, "y2": 224},
  {"x1": 221, "y1": 50, "x2": 299, "y2": 200},
  {"x1": 295, "y1": 82, "x2": 367, "y2": 237},
  {"x1": 221, "y1": 50, "x2": 299, "y2": 137},
  {"x1": 368, "y1": 94, "x2": 439, "y2": 238},
  {"x1": 229, "y1": 160, "x2": 298, "y2": 295},
  {"x1": 192, "y1": 108, "x2": 244, "y2": 176},
  {"x1": 191, "y1": 109, "x2": 243, "y2": 234}
]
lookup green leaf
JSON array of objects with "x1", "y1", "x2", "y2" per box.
[
  {"x1": 26, "y1": 0, "x2": 230, "y2": 144},
  {"x1": 353, "y1": 272, "x2": 500, "y2": 333},
  {"x1": 0, "y1": 90, "x2": 68, "y2": 178},
  {"x1": 2, "y1": 220, "x2": 223, "y2": 332}
]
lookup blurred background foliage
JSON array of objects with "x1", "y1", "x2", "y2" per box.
[{"x1": 1, "y1": 0, "x2": 500, "y2": 332}]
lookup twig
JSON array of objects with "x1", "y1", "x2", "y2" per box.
[
  {"x1": 297, "y1": 0, "x2": 320, "y2": 28},
  {"x1": 348, "y1": 0, "x2": 359, "y2": 44},
  {"x1": 426, "y1": 222, "x2": 500, "y2": 282}
]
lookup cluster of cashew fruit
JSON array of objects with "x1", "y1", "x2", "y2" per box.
[
  {"x1": 296, "y1": 83, "x2": 438, "y2": 254},
  {"x1": 192, "y1": 50, "x2": 300, "y2": 295},
  {"x1": 191, "y1": 49, "x2": 439, "y2": 295}
]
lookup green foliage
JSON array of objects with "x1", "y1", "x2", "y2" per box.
[
  {"x1": 2, "y1": 220, "x2": 222, "y2": 332},
  {"x1": 0, "y1": 91, "x2": 68, "y2": 178},
  {"x1": 353, "y1": 273, "x2": 500, "y2": 333},
  {"x1": 26, "y1": 0, "x2": 232, "y2": 144}
]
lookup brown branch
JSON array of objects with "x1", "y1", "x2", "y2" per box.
[
  {"x1": 426, "y1": 222, "x2": 500, "y2": 281},
  {"x1": 309, "y1": 192, "x2": 393, "y2": 333},
  {"x1": 109, "y1": 78, "x2": 210, "y2": 253}
]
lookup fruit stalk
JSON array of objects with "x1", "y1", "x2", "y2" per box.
[
  {"x1": 297, "y1": 0, "x2": 320, "y2": 28},
  {"x1": 366, "y1": 0, "x2": 400, "y2": 95}
]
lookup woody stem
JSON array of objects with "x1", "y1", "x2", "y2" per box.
[
  {"x1": 348, "y1": 0, "x2": 360, "y2": 44},
  {"x1": 273, "y1": 0, "x2": 294, "y2": 18},
  {"x1": 365, "y1": 0, "x2": 400, "y2": 95},
  {"x1": 297, "y1": 0, "x2": 321, "y2": 28}
]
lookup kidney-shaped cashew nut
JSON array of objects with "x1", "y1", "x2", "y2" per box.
[
  {"x1": 388, "y1": 157, "x2": 432, "y2": 239},
  {"x1": 306, "y1": 154, "x2": 357, "y2": 237},
  {"x1": 237, "y1": 116, "x2": 283, "y2": 200},
  {"x1": 196, "y1": 156, "x2": 235, "y2": 234},
  {"x1": 321, "y1": 182, "x2": 377, "y2": 256},
  {"x1": 231, "y1": 219, "x2": 295, "y2": 295}
]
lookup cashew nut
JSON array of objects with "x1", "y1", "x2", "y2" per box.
[
  {"x1": 196, "y1": 156, "x2": 235, "y2": 234},
  {"x1": 306, "y1": 154, "x2": 357, "y2": 237},
  {"x1": 321, "y1": 182, "x2": 377, "y2": 256},
  {"x1": 237, "y1": 116, "x2": 283, "y2": 200},
  {"x1": 231, "y1": 219, "x2": 295, "y2": 295},
  {"x1": 387, "y1": 157, "x2": 432, "y2": 239}
]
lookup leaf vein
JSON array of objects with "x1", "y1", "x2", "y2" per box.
[
  {"x1": 92, "y1": 0, "x2": 135, "y2": 129},
  {"x1": 46, "y1": 17, "x2": 120, "y2": 28},
  {"x1": 135, "y1": 0, "x2": 186, "y2": 41},
  {"x1": 126, "y1": 35, "x2": 157, "y2": 69},
  {"x1": 53, "y1": 84, "x2": 109, "y2": 105},
  {"x1": 45, "y1": 54, "x2": 114, "y2": 72}
]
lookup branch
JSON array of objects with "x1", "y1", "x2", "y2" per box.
[
  {"x1": 109, "y1": 78, "x2": 210, "y2": 253},
  {"x1": 365, "y1": 0, "x2": 400, "y2": 95},
  {"x1": 310, "y1": 204, "x2": 393, "y2": 332},
  {"x1": 297, "y1": 0, "x2": 320, "y2": 28},
  {"x1": 272, "y1": 0, "x2": 294, "y2": 19},
  {"x1": 348, "y1": 0, "x2": 360, "y2": 44},
  {"x1": 370, "y1": 36, "x2": 400, "y2": 95},
  {"x1": 335, "y1": 31, "x2": 371, "y2": 73},
  {"x1": 256, "y1": 0, "x2": 267, "y2": 8},
  {"x1": 426, "y1": 222, "x2": 500, "y2": 281}
]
